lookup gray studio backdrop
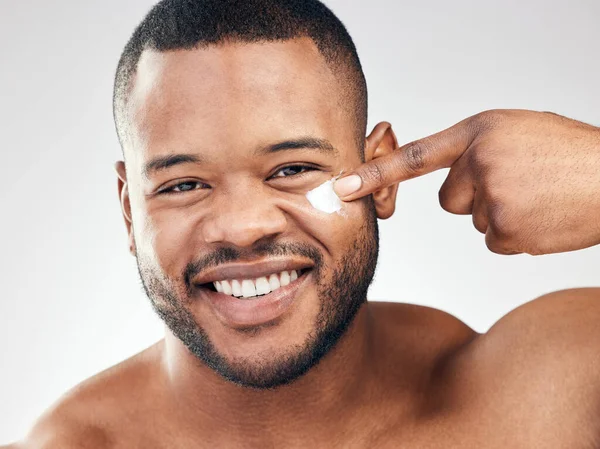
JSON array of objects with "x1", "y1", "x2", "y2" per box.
[{"x1": 1, "y1": 0, "x2": 598, "y2": 442}]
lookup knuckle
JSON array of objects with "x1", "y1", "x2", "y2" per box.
[
  {"x1": 402, "y1": 140, "x2": 430, "y2": 173},
  {"x1": 438, "y1": 185, "x2": 451, "y2": 211},
  {"x1": 438, "y1": 178, "x2": 453, "y2": 209},
  {"x1": 438, "y1": 166, "x2": 474, "y2": 214},
  {"x1": 472, "y1": 213, "x2": 488, "y2": 234},
  {"x1": 487, "y1": 201, "x2": 519, "y2": 240},
  {"x1": 486, "y1": 238, "x2": 519, "y2": 255},
  {"x1": 438, "y1": 189, "x2": 467, "y2": 215},
  {"x1": 485, "y1": 226, "x2": 519, "y2": 255},
  {"x1": 471, "y1": 109, "x2": 506, "y2": 132},
  {"x1": 361, "y1": 162, "x2": 385, "y2": 185},
  {"x1": 485, "y1": 235, "x2": 507, "y2": 254}
]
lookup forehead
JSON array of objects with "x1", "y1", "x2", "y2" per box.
[{"x1": 125, "y1": 38, "x2": 352, "y2": 162}]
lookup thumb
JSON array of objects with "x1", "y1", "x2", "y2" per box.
[{"x1": 334, "y1": 117, "x2": 476, "y2": 201}]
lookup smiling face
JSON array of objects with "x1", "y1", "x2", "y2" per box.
[{"x1": 116, "y1": 38, "x2": 390, "y2": 388}]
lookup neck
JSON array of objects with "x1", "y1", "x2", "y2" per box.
[{"x1": 160, "y1": 303, "x2": 386, "y2": 445}]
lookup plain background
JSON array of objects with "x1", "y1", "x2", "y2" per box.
[{"x1": 1, "y1": 0, "x2": 598, "y2": 443}]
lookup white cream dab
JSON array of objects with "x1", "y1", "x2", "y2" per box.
[{"x1": 306, "y1": 178, "x2": 343, "y2": 214}]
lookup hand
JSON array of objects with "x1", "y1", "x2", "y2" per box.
[{"x1": 334, "y1": 109, "x2": 600, "y2": 255}]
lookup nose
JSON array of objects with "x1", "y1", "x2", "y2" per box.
[{"x1": 202, "y1": 183, "x2": 288, "y2": 248}]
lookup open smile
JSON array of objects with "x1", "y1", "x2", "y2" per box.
[
  {"x1": 207, "y1": 268, "x2": 307, "y2": 298},
  {"x1": 196, "y1": 268, "x2": 313, "y2": 328}
]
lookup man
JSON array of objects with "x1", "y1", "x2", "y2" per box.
[{"x1": 5, "y1": 0, "x2": 599, "y2": 447}]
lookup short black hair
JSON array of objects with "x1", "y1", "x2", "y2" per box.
[{"x1": 113, "y1": 0, "x2": 368, "y2": 156}]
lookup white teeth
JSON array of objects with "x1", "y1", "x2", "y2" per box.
[
  {"x1": 255, "y1": 277, "x2": 271, "y2": 295},
  {"x1": 213, "y1": 269, "x2": 304, "y2": 298},
  {"x1": 221, "y1": 280, "x2": 232, "y2": 295},
  {"x1": 268, "y1": 273, "x2": 281, "y2": 290},
  {"x1": 280, "y1": 271, "x2": 291, "y2": 287},
  {"x1": 241, "y1": 280, "x2": 257, "y2": 298},
  {"x1": 231, "y1": 280, "x2": 242, "y2": 297}
]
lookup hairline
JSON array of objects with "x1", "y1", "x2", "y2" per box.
[{"x1": 113, "y1": 37, "x2": 367, "y2": 161}]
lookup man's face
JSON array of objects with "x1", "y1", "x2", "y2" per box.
[{"x1": 121, "y1": 38, "x2": 379, "y2": 388}]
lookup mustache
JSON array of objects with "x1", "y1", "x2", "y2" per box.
[{"x1": 184, "y1": 241, "x2": 324, "y2": 289}]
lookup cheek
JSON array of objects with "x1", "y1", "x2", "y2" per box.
[
  {"x1": 133, "y1": 204, "x2": 203, "y2": 276},
  {"x1": 316, "y1": 205, "x2": 365, "y2": 251},
  {"x1": 277, "y1": 189, "x2": 369, "y2": 257}
]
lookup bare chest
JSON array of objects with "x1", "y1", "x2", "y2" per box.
[
  {"x1": 112, "y1": 407, "x2": 599, "y2": 449},
  {"x1": 372, "y1": 400, "x2": 600, "y2": 449}
]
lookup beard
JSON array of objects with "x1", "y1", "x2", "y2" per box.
[{"x1": 135, "y1": 198, "x2": 379, "y2": 390}]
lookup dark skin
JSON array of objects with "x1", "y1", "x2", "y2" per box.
[{"x1": 5, "y1": 38, "x2": 600, "y2": 449}]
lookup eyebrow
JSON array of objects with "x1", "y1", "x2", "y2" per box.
[
  {"x1": 255, "y1": 137, "x2": 338, "y2": 157},
  {"x1": 143, "y1": 153, "x2": 203, "y2": 179},
  {"x1": 142, "y1": 137, "x2": 338, "y2": 178}
]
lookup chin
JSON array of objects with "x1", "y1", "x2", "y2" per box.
[
  {"x1": 198, "y1": 294, "x2": 322, "y2": 365},
  {"x1": 204, "y1": 327, "x2": 328, "y2": 390}
]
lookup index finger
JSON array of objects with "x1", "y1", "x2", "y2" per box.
[{"x1": 333, "y1": 116, "x2": 477, "y2": 201}]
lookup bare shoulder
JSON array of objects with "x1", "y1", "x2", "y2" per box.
[
  {"x1": 463, "y1": 288, "x2": 600, "y2": 427},
  {"x1": 481, "y1": 287, "x2": 600, "y2": 360},
  {"x1": 369, "y1": 300, "x2": 478, "y2": 366},
  {"x1": 468, "y1": 287, "x2": 600, "y2": 376},
  {"x1": 13, "y1": 341, "x2": 164, "y2": 449},
  {"x1": 370, "y1": 300, "x2": 476, "y2": 339}
]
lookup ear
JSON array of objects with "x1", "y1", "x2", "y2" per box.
[
  {"x1": 364, "y1": 122, "x2": 400, "y2": 219},
  {"x1": 115, "y1": 161, "x2": 136, "y2": 256}
]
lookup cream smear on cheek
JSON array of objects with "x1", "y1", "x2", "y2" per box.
[{"x1": 305, "y1": 174, "x2": 347, "y2": 216}]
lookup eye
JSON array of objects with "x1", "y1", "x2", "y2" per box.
[
  {"x1": 270, "y1": 165, "x2": 317, "y2": 179},
  {"x1": 158, "y1": 180, "x2": 210, "y2": 195}
]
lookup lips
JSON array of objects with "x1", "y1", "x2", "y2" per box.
[{"x1": 192, "y1": 258, "x2": 314, "y2": 287}]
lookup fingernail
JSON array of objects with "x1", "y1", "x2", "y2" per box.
[{"x1": 333, "y1": 175, "x2": 362, "y2": 198}]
